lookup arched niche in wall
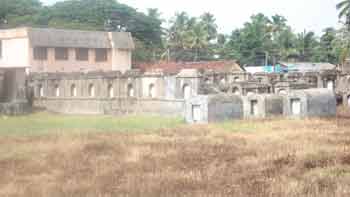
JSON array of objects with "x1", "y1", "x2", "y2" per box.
[
  {"x1": 326, "y1": 79, "x2": 334, "y2": 90},
  {"x1": 71, "y1": 84, "x2": 77, "y2": 97},
  {"x1": 246, "y1": 91, "x2": 254, "y2": 96},
  {"x1": 88, "y1": 84, "x2": 95, "y2": 97},
  {"x1": 149, "y1": 83, "x2": 156, "y2": 98},
  {"x1": 204, "y1": 78, "x2": 211, "y2": 84},
  {"x1": 183, "y1": 84, "x2": 191, "y2": 99},
  {"x1": 232, "y1": 87, "x2": 240, "y2": 95},
  {"x1": 220, "y1": 77, "x2": 226, "y2": 84},
  {"x1": 108, "y1": 84, "x2": 114, "y2": 98},
  {"x1": 127, "y1": 84, "x2": 134, "y2": 97},
  {"x1": 55, "y1": 84, "x2": 60, "y2": 97},
  {"x1": 234, "y1": 77, "x2": 240, "y2": 82},
  {"x1": 38, "y1": 84, "x2": 44, "y2": 97},
  {"x1": 278, "y1": 89, "x2": 287, "y2": 95}
]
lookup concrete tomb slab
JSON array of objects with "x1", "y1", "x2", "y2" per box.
[
  {"x1": 283, "y1": 88, "x2": 336, "y2": 118},
  {"x1": 185, "y1": 94, "x2": 243, "y2": 123}
]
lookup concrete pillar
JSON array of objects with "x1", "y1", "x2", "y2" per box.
[{"x1": 317, "y1": 75, "x2": 323, "y2": 88}]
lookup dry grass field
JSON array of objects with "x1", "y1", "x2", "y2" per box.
[{"x1": 1, "y1": 109, "x2": 350, "y2": 197}]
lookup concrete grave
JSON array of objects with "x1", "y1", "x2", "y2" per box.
[
  {"x1": 243, "y1": 94, "x2": 284, "y2": 119},
  {"x1": 185, "y1": 94, "x2": 243, "y2": 123},
  {"x1": 283, "y1": 88, "x2": 336, "y2": 118}
]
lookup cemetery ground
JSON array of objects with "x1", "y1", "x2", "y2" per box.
[{"x1": 1, "y1": 109, "x2": 350, "y2": 197}]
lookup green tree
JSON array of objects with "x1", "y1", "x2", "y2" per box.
[
  {"x1": 184, "y1": 22, "x2": 209, "y2": 61},
  {"x1": 0, "y1": 0, "x2": 42, "y2": 28},
  {"x1": 337, "y1": 0, "x2": 350, "y2": 30},
  {"x1": 295, "y1": 31, "x2": 319, "y2": 61},
  {"x1": 319, "y1": 28, "x2": 337, "y2": 63}
]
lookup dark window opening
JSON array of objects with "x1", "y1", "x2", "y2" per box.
[
  {"x1": 33, "y1": 47, "x2": 48, "y2": 60},
  {"x1": 76, "y1": 48, "x2": 89, "y2": 61},
  {"x1": 55, "y1": 47, "x2": 69, "y2": 60},
  {"x1": 95, "y1": 48, "x2": 108, "y2": 62}
]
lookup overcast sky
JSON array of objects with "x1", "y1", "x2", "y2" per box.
[{"x1": 41, "y1": 0, "x2": 341, "y2": 35}]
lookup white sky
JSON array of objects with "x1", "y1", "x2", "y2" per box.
[{"x1": 42, "y1": 0, "x2": 341, "y2": 35}]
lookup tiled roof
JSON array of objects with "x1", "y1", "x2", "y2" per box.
[
  {"x1": 0, "y1": 27, "x2": 135, "y2": 49},
  {"x1": 135, "y1": 61, "x2": 243, "y2": 73}
]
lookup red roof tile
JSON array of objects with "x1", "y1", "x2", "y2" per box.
[{"x1": 135, "y1": 61, "x2": 243, "y2": 73}]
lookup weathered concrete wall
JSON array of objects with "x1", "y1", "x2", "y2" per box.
[
  {"x1": 30, "y1": 48, "x2": 113, "y2": 73},
  {"x1": 34, "y1": 98, "x2": 185, "y2": 116},
  {"x1": 0, "y1": 102, "x2": 30, "y2": 115},
  {"x1": 0, "y1": 38, "x2": 30, "y2": 68},
  {"x1": 112, "y1": 49, "x2": 132, "y2": 72},
  {"x1": 0, "y1": 68, "x2": 29, "y2": 116},
  {"x1": 283, "y1": 89, "x2": 336, "y2": 118},
  {"x1": 243, "y1": 94, "x2": 283, "y2": 119},
  {"x1": 1, "y1": 68, "x2": 27, "y2": 102},
  {"x1": 185, "y1": 94, "x2": 243, "y2": 123},
  {"x1": 30, "y1": 71, "x2": 190, "y2": 117}
]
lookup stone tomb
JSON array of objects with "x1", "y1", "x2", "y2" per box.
[
  {"x1": 242, "y1": 94, "x2": 284, "y2": 119},
  {"x1": 283, "y1": 88, "x2": 336, "y2": 118},
  {"x1": 0, "y1": 68, "x2": 30, "y2": 115},
  {"x1": 185, "y1": 94, "x2": 243, "y2": 123}
]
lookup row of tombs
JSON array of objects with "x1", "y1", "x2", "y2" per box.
[
  {"x1": 186, "y1": 89, "x2": 336, "y2": 123},
  {"x1": 0, "y1": 68, "x2": 343, "y2": 121}
]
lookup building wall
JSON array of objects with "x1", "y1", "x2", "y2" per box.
[
  {"x1": 243, "y1": 95, "x2": 283, "y2": 119},
  {"x1": 112, "y1": 49, "x2": 132, "y2": 72},
  {"x1": 29, "y1": 71, "x2": 192, "y2": 116},
  {"x1": 283, "y1": 89, "x2": 336, "y2": 118},
  {"x1": 29, "y1": 48, "x2": 112, "y2": 72},
  {"x1": 0, "y1": 38, "x2": 30, "y2": 68}
]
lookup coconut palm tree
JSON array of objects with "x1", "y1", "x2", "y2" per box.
[
  {"x1": 184, "y1": 23, "x2": 209, "y2": 61},
  {"x1": 199, "y1": 12, "x2": 218, "y2": 41},
  {"x1": 337, "y1": 0, "x2": 350, "y2": 30}
]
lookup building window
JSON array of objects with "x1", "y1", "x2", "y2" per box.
[
  {"x1": 149, "y1": 84, "x2": 156, "y2": 98},
  {"x1": 127, "y1": 84, "x2": 134, "y2": 97},
  {"x1": 38, "y1": 84, "x2": 44, "y2": 97},
  {"x1": 183, "y1": 84, "x2": 191, "y2": 99},
  {"x1": 88, "y1": 84, "x2": 95, "y2": 97},
  {"x1": 33, "y1": 47, "x2": 48, "y2": 60},
  {"x1": 234, "y1": 77, "x2": 240, "y2": 82},
  {"x1": 95, "y1": 48, "x2": 108, "y2": 62},
  {"x1": 76, "y1": 48, "x2": 89, "y2": 61},
  {"x1": 55, "y1": 85, "x2": 60, "y2": 97},
  {"x1": 71, "y1": 84, "x2": 77, "y2": 97},
  {"x1": 55, "y1": 47, "x2": 69, "y2": 60},
  {"x1": 108, "y1": 84, "x2": 114, "y2": 98}
]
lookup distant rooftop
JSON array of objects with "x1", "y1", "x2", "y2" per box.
[
  {"x1": 0, "y1": 27, "x2": 135, "y2": 50},
  {"x1": 279, "y1": 62, "x2": 337, "y2": 72},
  {"x1": 135, "y1": 61, "x2": 243, "y2": 73}
]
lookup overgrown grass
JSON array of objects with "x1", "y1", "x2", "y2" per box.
[
  {"x1": 0, "y1": 112, "x2": 185, "y2": 136},
  {"x1": 1, "y1": 111, "x2": 350, "y2": 196}
]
